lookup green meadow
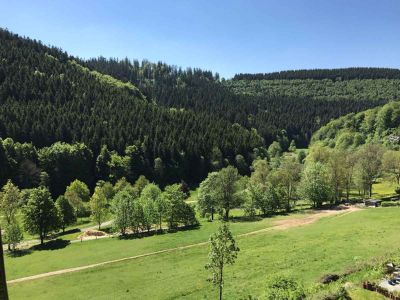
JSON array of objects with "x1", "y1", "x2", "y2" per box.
[{"x1": 6, "y1": 207, "x2": 400, "y2": 299}]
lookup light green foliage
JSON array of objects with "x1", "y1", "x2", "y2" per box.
[
  {"x1": 288, "y1": 140, "x2": 297, "y2": 152},
  {"x1": 262, "y1": 275, "x2": 305, "y2": 300},
  {"x1": 251, "y1": 159, "x2": 269, "y2": 185},
  {"x1": 64, "y1": 179, "x2": 90, "y2": 217},
  {"x1": 162, "y1": 184, "x2": 197, "y2": 229},
  {"x1": 153, "y1": 190, "x2": 167, "y2": 230},
  {"x1": 90, "y1": 186, "x2": 109, "y2": 230},
  {"x1": 113, "y1": 177, "x2": 134, "y2": 195},
  {"x1": 243, "y1": 185, "x2": 258, "y2": 218},
  {"x1": 0, "y1": 180, "x2": 21, "y2": 225},
  {"x1": 96, "y1": 181, "x2": 115, "y2": 202},
  {"x1": 312, "y1": 102, "x2": 400, "y2": 150},
  {"x1": 139, "y1": 183, "x2": 159, "y2": 232},
  {"x1": 3, "y1": 222, "x2": 23, "y2": 251},
  {"x1": 268, "y1": 141, "x2": 282, "y2": 158},
  {"x1": 55, "y1": 196, "x2": 76, "y2": 232},
  {"x1": 299, "y1": 162, "x2": 332, "y2": 207},
  {"x1": 382, "y1": 150, "x2": 400, "y2": 184},
  {"x1": 108, "y1": 153, "x2": 130, "y2": 183},
  {"x1": 197, "y1": 172, "x2": 220, "y2": 220},
  {"x1": 68, "y1": 60, "x2": 144, "y2": 96},
  {"x1": 23, "y1": 187, "x2": 59, "y2": 244},
  {"x1": 217, "y1": 166, "x2": 243, "y2": 220},
  {"x1": 133, "y1": 175, "x2": 150, "y2": 196},
  {"x1": 112, "y1": 189, "x2": 134, "y2": 235},
  {"x1": 354, "y1": 144, "x2": 383, "y2": 197},
  {"x1": 269, "y1": 157, "x2": 302, "y2": 211},
  {"x1": 205, "y1": 223, "x2": 239, "y2": 300}
]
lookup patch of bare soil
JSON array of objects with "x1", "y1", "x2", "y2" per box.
[{"x1": 273, "y1": 206, "x2": 361, "y2": 230}]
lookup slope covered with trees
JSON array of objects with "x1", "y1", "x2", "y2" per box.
[
  {"x1": 233, "y1": 67, "x2": 400, "y2": 81},
  {"x1": 84, "y1": 58, "x2": 389, "y2": 147},
  {"x1": 0, "y1": 27, "x2": 398, "y2": 196},
  {"x1": 0, "y1": 28, "x2": 263, "y2": 191},
  {"x1": 311, "y1": 101, "x2": 400, "y2": 150}
]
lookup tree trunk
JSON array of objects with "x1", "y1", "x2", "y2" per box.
[
  {"x1": 40, "y1": 234, "x2": 44, "y2": 245},
  {"x1": 0, "y1": 229, "x2": 9, "y2": 300},
  {"x1": 159, "y1": 215, "x2": 162, "y2": 231},
  {"x1": 211, "y1": 208, "x2": 214, "y2": 221},
  {"x1": 224, "y1": 209, "x2": 229, "y2": 220},
  {"x1": 369, "y1": 184, "x2": 373, "y2": 198},
  {"x1": 219, "y1": 264, "x2": 224, "y2": 300}
]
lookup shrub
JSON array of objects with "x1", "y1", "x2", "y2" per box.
[
  {"x1": 381, "y1": 201, "x2": 399, "y2": 207},
  {"x1": 395, "y1": 186, "x2": 400, "y2": 195},
  {"x1": 262, "y1": 275, "x2": 305, "y2": 300}
]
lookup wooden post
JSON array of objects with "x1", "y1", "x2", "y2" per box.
[{"x1": 0, "y1": 228, "x2": 9, "y2": 300}]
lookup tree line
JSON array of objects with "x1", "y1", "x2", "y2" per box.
[
  {"x1": 198, "y1": 142, "x2": 400, "y2": 221},
  {"x1": 233, "y1": 67, "x2": 400, "y2": 80},
  {"x1": 0, "y1": 174, "x2": 197, "y2": 249}
]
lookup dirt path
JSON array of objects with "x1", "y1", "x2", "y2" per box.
[{"x1": 7, "y1": 206, "x2": 361, "y2": 285}]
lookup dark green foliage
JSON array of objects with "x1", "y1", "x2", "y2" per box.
[
  {"x1": 39, "y1": 142, "x2": 93, "y2": 196},
  {"x1": 0, "y1": 28, "x2": 263, "y2": 190},
  {"x1": 395, "y1": 187, "x2": 400, "y2": 195},
  {"x1": 84, "y1": 58, "x2": 388, "y2": 149},
  {"x1": 234, "y1": 67, "x2": 400, "y2": 80}
]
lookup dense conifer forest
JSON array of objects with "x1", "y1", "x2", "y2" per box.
[
  {"x1": 233, "y1": 67, "x2": 400, "y2": 80},
  {"x1": 0, "y1": 29, "x2": 262, "y2": 193},
  {"x1": 83, "y1": 58, "x2": 390, "y2": 148}
]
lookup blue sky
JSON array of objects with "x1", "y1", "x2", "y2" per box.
[{"x1": 1, "y1": 0, "x2": 399, "y2": 78}]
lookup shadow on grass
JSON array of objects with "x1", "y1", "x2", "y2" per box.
[
  {"x1": 6, "y1": 249, "x2": 32, "y2": 258},
  {"x1": 50, "y1": 228, "x2": 81, "y2": 239},
  {"x1": 31, "y1": 239, "x2": 70, "y2": 251},
  {"x1": 118, "y1": 224, "x2": 200, "y2": 240}
]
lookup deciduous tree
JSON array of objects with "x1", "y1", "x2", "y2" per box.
[
  {"x1": 23, "y1": 187, "x2": 59, "y2": 244},
  {"x1": 205, "y1": 223, "x2": 239, "y2": 300}
]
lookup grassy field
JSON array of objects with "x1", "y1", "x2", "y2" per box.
[{"x1": 6, "y1": 207, "x2": 400, "y2": 299}]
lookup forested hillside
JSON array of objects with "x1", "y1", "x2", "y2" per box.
[
  {"x1": 224, "y1": 78, "x2": 400, "y2": 102},
  {"x1": 0, "y1": 28, "x2": 263, "y2": 193},
  {"x1": 311, "y1": 101, "x2": 400, "y2": 150},
  {"x1": 84, "y1": 58, "x2": 388, "y2": 147},
  {"x1": 233, "y1": 67, "x2": 400, "y2": 80},
  {"x1": 0, "y1": 27, "x2": 398, "y2": 196}
]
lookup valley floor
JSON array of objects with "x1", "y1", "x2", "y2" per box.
[{"x1": 5, "y1": 206, "x2": 399, "y2": 299}]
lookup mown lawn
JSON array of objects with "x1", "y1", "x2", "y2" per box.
[{"x1": 7, "y1": 207, "x2": 400, "y2": 299}]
